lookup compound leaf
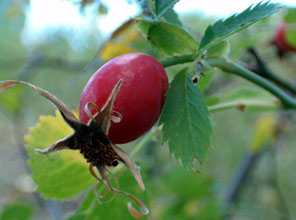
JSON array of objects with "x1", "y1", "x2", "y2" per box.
[{"x1": 198, "y1": 1, "x2": 282, "y2": 53}]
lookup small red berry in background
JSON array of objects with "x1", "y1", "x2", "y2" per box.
[
  {"x1": 273, "y1": 21, "x2": 296, "y2": 55},
  {"x1": 79, "y1": 53, "x2": 169, "y2": 144}
]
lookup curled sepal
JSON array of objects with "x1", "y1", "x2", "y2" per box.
[
  {"x1": 0, "y1": 80, "x2": 82, "y2": 129},
  {"x1": 85, "y1": 102, "x2": 122, "y2": 125},
  {"x1": 89, "y1": 163, "x2": 118, "y2": 204},
  {"x1": 92, "y1": 79, "x2": 123, "y2": 135},
  {"x1": 111, "y1": 111, "x2": 122, "y2": 123},
  {"x1": 35, "y1": 134, "x2": 72, "y2": 154},
  {"x1": 123, "y1": 191, "x2": 149, "y2": 219},
  {"x1": 98, "y1": 167, "x2": 149, "y2": 219},
  {"x1": 111, "y1": 144, "x2": 145, "y2": 191},
  {"x1": 85, "y1": 102, "x2": 101, "y2": 123}
]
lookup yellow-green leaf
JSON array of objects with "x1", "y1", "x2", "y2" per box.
[{"x1": 24, "y1": 110, "x2": 95, "y2": 199}]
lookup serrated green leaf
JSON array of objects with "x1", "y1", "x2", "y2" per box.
[
  {"x1": 136, "y1": 19, "x2": 199, "y2": 55},
  {"x1": 206, "y1": 40, "x2": 230, "y2": 58},
  {"x1": 198, "y1": 1, "x2": 282, "y2": 53},
  {"x1": 24, "y1": 110, "x2": 96, "y2": 199},
  {"x1": 163, "y1": 9, "x2": 182, "y2": 25},
  {"x1": 68, "y1": 169, "x2": 149, "y2": 220},
  {"x1": 155, "y1": 0, "x2": 179, "y2": 18},
  {"x1": 160, "y1": 68, "x2": 212, "y2": 168}
]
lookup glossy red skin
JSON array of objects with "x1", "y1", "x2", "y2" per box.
[
  {"x1": 79, "y1": 53, "x2": 168, "y2": 144},
  {"x1": 274, "y1": 21, "x2": 296, "y2": 52}
]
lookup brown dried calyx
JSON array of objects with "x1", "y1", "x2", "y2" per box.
[{"x1": 0, "y1": 80, "x2": 149, "y2": 219}]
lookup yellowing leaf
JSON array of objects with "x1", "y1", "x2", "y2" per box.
[
  {"x1": 100, "y1": 21, "x2": 141, "y2": 61},
  {"x1": 24, "y1": 110, "x2": 96, "y2": 199},
  {"x1": 250, "y1": 114, "x2": 276, "y2": 153},
  {"x1": 100, "y1": 42, "x2": 137, "y2": 61}
]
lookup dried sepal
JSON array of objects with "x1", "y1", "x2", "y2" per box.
[
  {"x1": 104, "y1": 168, "x2": 149, "y2": 219},
  {"x1": 35, "y1": 134, "x2": 72, "y2": 154},
  {"x1": 89, "y1": 164, "x2": 117, "y2": 204},
  {"x1": 0, "y1": 80, "x2": 82, "y2": 129},
  {"x1": 85, "y1": 102, "x2": 101, "y2": 123},
  {"x1": 111, "y1": 144, "x2": 145, "y2": 191},
  {"x1": 92, "y1": 79, "x2": 123, "y2": 135},
  {"x1": 97, "y1": 166, "x2": 119, "y2": 203},
  {"x1": 96, "y1": 166, "x2": 148, "y2": 219},
  {"x1": 111, "y1": 111, "x2": 122, "y2": 123},
  {"x1": 1, "y1": 79, "x2": 148, "y2": 218}
]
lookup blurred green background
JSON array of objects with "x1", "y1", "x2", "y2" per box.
[{"x1": 1, "y1": 0, "x2": 296, "y2": 219}]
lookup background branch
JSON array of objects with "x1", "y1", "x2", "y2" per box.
[{"x1": 247, "y1": 47, "x2": 296, "y2": 95}]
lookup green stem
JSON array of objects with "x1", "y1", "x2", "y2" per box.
[
  {"x1": 208, "y1": 100, "x2": 280, "y2": 112},
  {"x1": 160, "y1": 56, "x2": 296, "y2": 109},
  {"x1": 207, "y1": 58, "x2": 296, "y2": 109},
  {"x1": 130, "y1": 126, "x2": 161, "y2": 158}
]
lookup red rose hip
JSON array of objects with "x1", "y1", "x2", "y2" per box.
[
  {"x1": 79, "y1": 53, "x2": 169, "y2": 144},
  {"x1": 273, "y1": 21, "x2": 296, "y2": 54}
]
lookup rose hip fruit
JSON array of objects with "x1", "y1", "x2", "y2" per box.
[
  {"x1": 79, "y1": 53, "x2": 169, "y2": 144},
  {"x1": 273, "y1": 21, "x2": 296, "y2": 55}
]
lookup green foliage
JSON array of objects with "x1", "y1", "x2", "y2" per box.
[
  {"x1": 208, "y1": 88, "x2": 281, "y2": 113},
  {"x1": 160, "y1": 68, "x2": 212, "y2": 168},
  {"x1": 68, "y1": 169, "x2": 149, "y2": 220},
  {"x1": 0, "y1": 0, "x2": 292, "y2": 219},
  {"x1": 197, "y1": 66, "x2": 214, "y2": 92},
  {"x1": 286, "y1": 24, "x2": 296, "y2": 48},
  {"x1": 198, "y1": 2, "x2": 282, "y2": 53},
  {"x1": 206, "y1": 40, "x2": 230, "y2": 58},
  {"x1": 283, "y1": 7, "x2": 296, "y2": 23},
  {"x1": 0, "y1": 86, "x2": 23, "y2": 115},
  {"x1": 163, "y1": 9, "x2": 182, "y2": 25},
  {"x1": 157, "y1": 166, "x2": 222, "y2": 220},
  {"x1": 0, "y1": 203, "x2": 34, "y2": 220},
  {"x1": 137, "y1": 19, "x2": 199, "y2": 55},
  {"x1": 24, "y1": 110, "x2": 96, "y2": 199},
  {"x1": 283, "y1": 6, "x2": 296, "y2": 48},
  {"x1": 155, "y1": 0, "x2": 179, "y2": 18}
]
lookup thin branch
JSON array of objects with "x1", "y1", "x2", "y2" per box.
[
  {"x1": 207, "y1": 58, "x2": 296, "y2": 108},
  {"x1": 247, "y1": 47, "x2": 296, "y2": 95}
]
